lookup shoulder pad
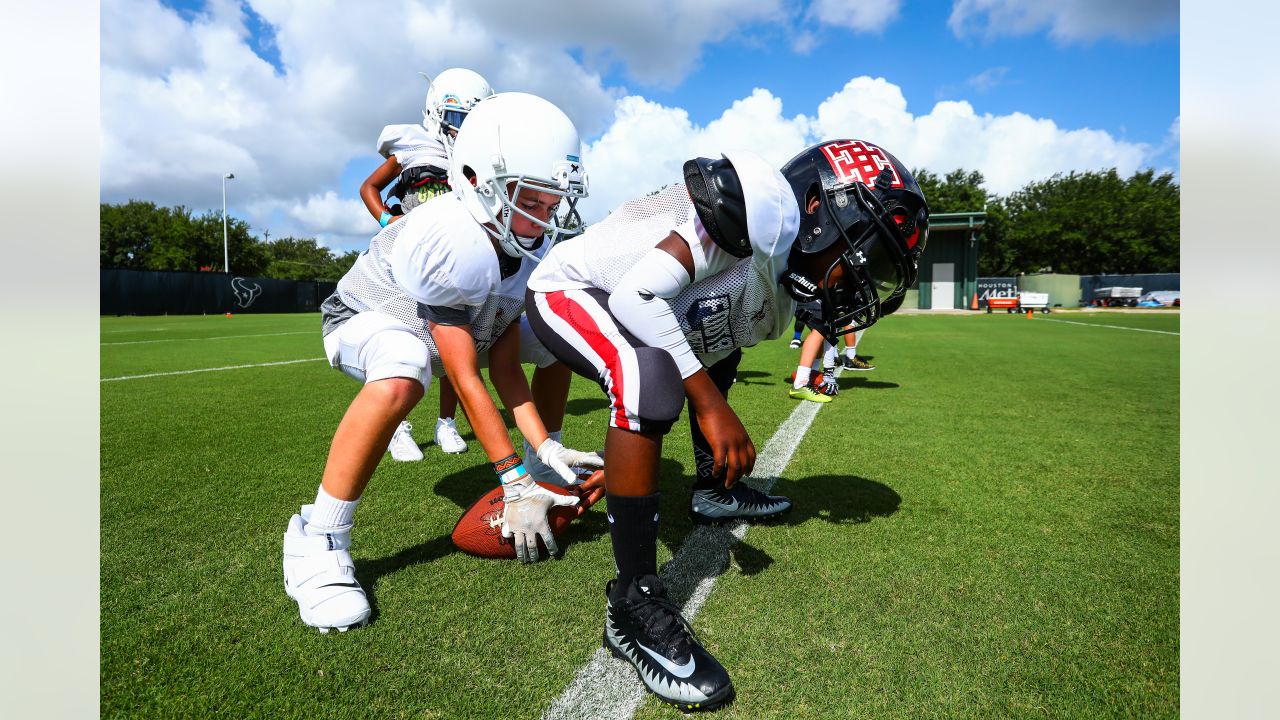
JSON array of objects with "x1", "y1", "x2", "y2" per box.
[{"x1": 683, "y1": 157, "x2": 751, "y2": 258}]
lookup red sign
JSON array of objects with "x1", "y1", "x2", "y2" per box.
[{"x1": 820, "y1": 140, "x2": 902, "y2": 188}]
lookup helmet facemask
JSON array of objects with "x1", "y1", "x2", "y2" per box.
[
  {"x1": 783, "y1": 175, "x2": 916, "y2": 337},
  {"x1": 471, "y1": 170, "x2": 588, "y2": 262}
]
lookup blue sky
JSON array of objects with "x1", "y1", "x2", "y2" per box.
[{"x1": 104, "y1": 0, "x2": 1180, "y2": 251}]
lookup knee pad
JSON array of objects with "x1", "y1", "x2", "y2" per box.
[{"x1": 630, "y1": 346, "x2": 686, "y2": 435}]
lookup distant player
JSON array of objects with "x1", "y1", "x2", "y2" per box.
[
  {"x1": 525, "y1": 140, "x2": 929, "y2": 709},
  {"x1": 284, "y1": 93, "x2": 602, "y2": 633},
  {"x1": 359, "y1": 68, "x2": 495, "y2": 461}
]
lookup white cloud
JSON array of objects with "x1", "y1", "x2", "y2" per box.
[
  {"x1": 101, "y1": 1, "x2": 1173, "y2": 248},
  {"x1": 807, "y1": 0, "x2": 902, "y2": 33},
  {"x1": 580, "y1": 76, "x2": 1158, "y2": 216},
  {"x1": 948, "y1": 0, "x2": 1179, "y2": 43},
  {"x1": 581, "y1": 90, "x2": 811, "y2": 222},
  {"x1": 966, "y1": 66, "x2": 1009, "y2": 93},
  {"x1": 809, "y1": 76, "x2": 1150, "y2": 194}
]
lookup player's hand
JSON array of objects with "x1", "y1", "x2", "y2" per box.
[
  {"x1": 693, "y1": 403, "x2": 756, "y2": 487},
  {"x1": 568, "y1": 470, "x2": 607, "y2": 517},
  {"x1": 500, "y1": 474, "x2": 580, "y2": 562},
  {"x1": 535, "y1": 438, "x2": 605, "y2": 485}
]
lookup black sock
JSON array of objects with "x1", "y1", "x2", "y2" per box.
[{"x1": 607, "y1": 493, "x2": 660, "y2": 599}]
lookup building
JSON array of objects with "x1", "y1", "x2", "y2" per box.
[{"x1": 900, "y1": 210, "x2": 985, "y2": 310}]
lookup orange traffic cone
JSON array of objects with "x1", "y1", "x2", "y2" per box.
[
  {"x1": 1026, "y1": 309, "x2": 1033, "y2": 318},
  {"x1": 970, "y1": 292, "x2": 979, "y2": 310}
]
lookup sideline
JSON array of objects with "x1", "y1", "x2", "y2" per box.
[
  {"x1": 102, "y1": 331, "x2": 314, "y2": 346},
  {"x1": 101, "y1": 357, "x2": 326, "y2": 382},
  {"x1": 1040, "y1": 318, "x2": 1179, "y2": 336},
  {"x1": 541, "y1": 371, "x2": 837, "y2": 720}
]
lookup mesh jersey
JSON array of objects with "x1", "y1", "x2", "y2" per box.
[
  {"x1": 327, "y1": 195, "x2": 538, "y2": 377},
  {"x1": 528, "y1": 184, "x2": 796, "y2": 366},
  {"x1": 377, "y1": 124, "x2": 448, "y2": 172}
]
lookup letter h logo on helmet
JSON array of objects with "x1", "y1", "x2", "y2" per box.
[{"x1": 820, "y1": 140, "x2": 902, "y2": 189}]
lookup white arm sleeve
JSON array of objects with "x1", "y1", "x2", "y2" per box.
[{"x1": 610, "y1": 247, "x2": 704, "y2": 379}]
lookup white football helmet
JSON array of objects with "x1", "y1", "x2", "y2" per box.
[
  {"x1": 448, "y1": 92, "x2": 589, "y2": 261},
  {"x1": 421, "y1": 68, "x2": 494, "y2": 145}
]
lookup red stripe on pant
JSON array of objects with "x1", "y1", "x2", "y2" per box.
[{"x1": 543, "y1": 290, "x2": 632, "y2": 431}]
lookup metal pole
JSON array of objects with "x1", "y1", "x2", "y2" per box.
[{"x1": 222, "y1": 172, "x2": 235, "y2": 273}]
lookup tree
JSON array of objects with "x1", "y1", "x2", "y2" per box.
[{"x1": 998, "y1": 169, "x2": 1178, "y2": 275}]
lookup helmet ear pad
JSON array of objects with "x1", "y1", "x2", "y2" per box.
[{"x1": 683, "y1": 157, "x2": 751, "y2": 258}]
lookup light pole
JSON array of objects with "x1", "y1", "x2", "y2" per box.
[{"x1": 222, "y1": 172, "x2": 235, "y2": 273}]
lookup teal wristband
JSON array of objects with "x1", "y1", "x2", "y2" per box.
[
  {"x1": 378, "y1": 211, "x2": 392, "y2": 227},
  {"x1": 499, "y1": 464, "x2": 527, "y2": 485}
]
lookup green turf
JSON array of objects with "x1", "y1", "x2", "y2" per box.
[{"x1": 101, "y1": 310, "x2": 1178, "y2": 719}]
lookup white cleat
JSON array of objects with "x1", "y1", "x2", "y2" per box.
[
  {"x1": 387, "y1": 421, "x2": 424, "y2": 462},
  {"x1": 434, "y1": 417, "x2": 467, "y2": 454},
  {"x1": 283, "y1": 511, "x2": 371, "y2": 632}
]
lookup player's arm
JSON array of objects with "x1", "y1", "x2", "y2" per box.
[
  {"x1": 609, "y1": 232, "x2": 756, "y2": 484},
  {"x1": 430, "y1": 319, "x2": 518, "y2": 461},
  {"x1": 360, "y1": 156, "x2": 403, "y2": 225}
]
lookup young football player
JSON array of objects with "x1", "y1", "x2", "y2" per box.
[
  {"x1": 360, "y1": 68, "x2": 495, "y2": 461},
  {"x1": 524, "y1": 140, "x2": 929, "y2": 709},
  {"x1": 284, "y1": 92, "x2": 601, "y2": 633}
]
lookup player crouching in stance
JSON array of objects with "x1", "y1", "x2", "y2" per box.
[
  {"x1": 283, "y1": 93, "x2": 601, "y2": 633},
  {"x1": 524, "y1": 140, "x2": 928, "y2": 709}
]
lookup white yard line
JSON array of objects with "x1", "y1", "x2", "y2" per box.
[
  {"x1": 541, "y1": 372, "x2": 835, "y2": 720},
  {"x1": 102, "y1": 331, "x2": 314, "y2": 346},
  {"x1": 1040, "y1": 318, "x2": 1179, "y2": 336},
  {"x1": 101, "y1": 357, "x2": 326, "y2": 382}
]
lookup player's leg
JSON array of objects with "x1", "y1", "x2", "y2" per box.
[
  {"x1": 285, "y1": 311, "x2": 431, "y2": 632},
  {"x1": 689, "y1": 349, "x2": 792, "y2": 524},
  {"x1": 433, "y1": 377, "x2": 468, "y2": 454},
  {"x1": 789, "y1": 325, "x2": 832, "y2": 403},
  {"x1": 844, "y1": 327, "x2": 875, "y2": 370},
  {"x1": 789, "y1": 315, "x2": 803, "y2": 348},
  {"x1": 526, "y1": 287, "x2": 735, "y2": 710}
]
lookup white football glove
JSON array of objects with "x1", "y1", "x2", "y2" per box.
[
  {"x1": 535, "y1": 438, "x2": 604, "y2": 485},
  {"x1": 500, "y1": 474, "x2": 580, "y2": 563}
]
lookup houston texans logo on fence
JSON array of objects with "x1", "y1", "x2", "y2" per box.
[{"x1": 231, "y1": 277, "x2": 262, "y2": 308}]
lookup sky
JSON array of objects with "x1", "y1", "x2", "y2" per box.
[{"x1": 100, "y1": 0, "x2": 1180, "y2": 252}]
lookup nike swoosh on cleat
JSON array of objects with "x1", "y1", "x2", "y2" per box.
[
  {"x1": 637, "y1": 642, "x2": 697, "y2": 679},
  {"x1": 317, "y1": 582, "x2": 362, "y2": 590}
]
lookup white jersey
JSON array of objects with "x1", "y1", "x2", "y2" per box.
[
  {"x1": 527, "y1": 184, "x2": 796, "y2": 366},
  {"x1": 324, "y1": 193, "x2": 539, "y2": 376},
  {"x1": 376, "y1": 123, "x2": 448, "y2": 172}
]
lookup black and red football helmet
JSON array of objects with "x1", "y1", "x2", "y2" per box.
[{"x1": 780, "y1": 139, "x2": 929, "y2": 337}]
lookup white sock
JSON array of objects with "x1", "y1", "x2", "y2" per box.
[
  {"x1": 823, "y1": 341, "x2": 838, "y2": 368},
  {"x1": 309, "y1": 485, "x2": 359, "y2": 532},
  {"x1": 793, "y1": 366, "x2": 812, "y2": 389},
  {"x1": 845, "y1": 346, "x2": 857, "y2": 359}
]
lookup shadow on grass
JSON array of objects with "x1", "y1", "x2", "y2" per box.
[
  {"x1": 835, "y1": 376, "x2": 899, "y2": 391},
  {"x1": 356, "y1": 533, "x2": 457, "y2": 625},
  {"x1": 733, "y1": 370, "x2": 773, "y2": 385},
  {"x1": 654, "y1": 474, "x2": 900, "y2": 608},
  {"x1": 564, "y1": 396, "x2": 610, "y2": 416},
  {"x1": 771, "y1": 474, "x2": 901, "y2": 525}
]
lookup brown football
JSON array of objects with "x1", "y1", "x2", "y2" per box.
[{"x1": 451, "y1": 476, "x2": 599, "y2": 559}]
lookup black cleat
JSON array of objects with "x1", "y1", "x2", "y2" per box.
[
  {"x1": 604, "y1": 575, "x2": 735, "y2": 712},
  {"x1": 840, "y1": 355, "x2": 875, "y2": 371},
  {"x1": 690, "y1": 483, "x2": 792, "y2": 526}
]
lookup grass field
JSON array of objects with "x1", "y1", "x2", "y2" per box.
[{"x1": 100, "y1": 309, "x2": 1179, "y2": 719}]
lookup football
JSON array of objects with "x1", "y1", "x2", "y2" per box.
[{"x1": 451, "y1": 472, "x2": 603, "y2": 559}]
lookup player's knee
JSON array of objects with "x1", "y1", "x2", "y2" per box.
[
  {"x1": 631, "y1": 347, "x2": 685, "y2": 435},
  {"x1": 367, "y1": 376, "x2": 424, "y2": 414}
]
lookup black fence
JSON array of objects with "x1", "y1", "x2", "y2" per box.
[{"x1": 101, "y1": 268, "x2": 337, "y2": 315}]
